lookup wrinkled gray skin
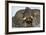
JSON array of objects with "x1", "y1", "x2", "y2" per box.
[{"x1": 12, "y1": 7, "x2": 40, "y2": 27}]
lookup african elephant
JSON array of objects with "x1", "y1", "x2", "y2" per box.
[{"x1": 12, "y1": 7, "x2": 40, "y2": 27}]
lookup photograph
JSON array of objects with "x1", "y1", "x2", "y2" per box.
[
  {"x1": 5, "y1": 1, "x2": 45, "y2": 34},
  {"x1": 12, "y1": 6, "x2": 40, "y2": 27}
]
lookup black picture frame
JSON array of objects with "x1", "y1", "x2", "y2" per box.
[{"x1": 5, "y1": 1, "x2": 45, "y2": 34}]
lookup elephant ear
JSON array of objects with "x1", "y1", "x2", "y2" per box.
[
  {"x1": 32, "y1": 9, "x2": 40, "y2": 27},
  {"x1": 12, "y1": 9, "x2": 25, "y2": 27}
]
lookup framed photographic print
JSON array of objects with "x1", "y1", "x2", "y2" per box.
[{"x1": 5, "y1": 1, "x2": 45, "y2": 34}]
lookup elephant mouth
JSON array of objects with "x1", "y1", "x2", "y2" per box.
[{"x1": 23, "y1": 16, "x2": 33, "y2": 24}]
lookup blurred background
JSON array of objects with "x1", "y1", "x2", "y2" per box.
[{"x1": 0, "y1": 0, "x2": 45, "y2": 35}]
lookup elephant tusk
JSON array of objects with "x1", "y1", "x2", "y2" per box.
[
  {"x1": 23, "y1": 17, "x2": 26, "y2": 20},
  {"x1": 31, "y1": 16, "x2": 33, "y2": 19}
]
